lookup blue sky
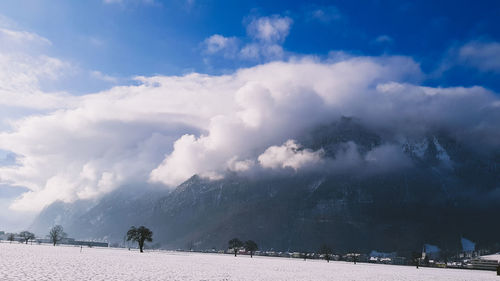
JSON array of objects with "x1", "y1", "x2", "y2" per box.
[
  {"x1": 1, "y1": 0, "x2": 499, "y2": 92},
  {"x1": 0, "y1": 0, "x2": 499, "y2": 231}
]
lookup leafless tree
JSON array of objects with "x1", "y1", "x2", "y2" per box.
[
  {"x1": 320, "y1": 244, "x2": 332, "y2": 262},
  {"x1": 19, "y1": 231, "x2": 35, "y2": 244},
  {"x1": 7, "y1": 233, "x2": 15, "y2": 243},
  {"x1": 412, "y1": 251, "x2": 421, "y2": 269},
  {"x1": 49, "y1": 225, "x2": 67, "y2": 246}
]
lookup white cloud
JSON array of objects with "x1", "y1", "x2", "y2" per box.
[
  {"x1": 239, "y1": 43, "x2": 284, "y2": 60},
  {"x1": 373, "y1": 35, "x2": 394, "y2": 44},
  {"x1": 0, "y1": 28, "x2": 51, "y2": 48},
  {"x1": 239, "y1": 44, "x2": 260, "y2": 60},
  {"x1": 246, "y1": 15, "x2": 292, "y2": 43},
  {"x1": 90, "y1": 70, "x2": 119, "y2": 83},
  {"x1": 227, "y1": 157, "x2": 254, "y2": 172},
  {"x1": 435, "y1": 40, "x2": 500, "y2": 76},
  {"x1": 364, "y1": 144, "x2": 412, "y2": 171},
  {"x1": 307, "y1": 6, "x2": 342, "y2": 23},
  {"x1": 258, "y1": 140, "x2": 323, "y2": 170},
  {"x1": 203, "y1": 34, "x2": 239, "y2": 57},
  {"x1": 0, "y1": 26, "x2": 73, "y2": 110},
  {"x1": 458, "y1": 41, "x2": 500, "y2": 72},
  {"x1": 203, "y1": 14, "x2": 292, "y2": 62}
]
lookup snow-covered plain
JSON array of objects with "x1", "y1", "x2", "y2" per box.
[{"x1": 0, "y1": 243, "x2": 497, "y2": 281}]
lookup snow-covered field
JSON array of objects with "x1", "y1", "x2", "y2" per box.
[{"x1": 0, "y1": 243, "x2": 497, "y2": 281}]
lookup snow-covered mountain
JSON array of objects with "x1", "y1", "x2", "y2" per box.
[{"x1": 30, "y1": 117, "x2": 500, "y2": 254}]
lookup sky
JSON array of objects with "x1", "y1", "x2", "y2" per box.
[{"x1": 0, "y1": 0, "x2": 499, "y2": 231}]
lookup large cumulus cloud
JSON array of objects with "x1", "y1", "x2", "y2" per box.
[{"x1": 0, "y1": 52, "x2": 499, "y2": 212}]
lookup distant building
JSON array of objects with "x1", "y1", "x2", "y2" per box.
[
  {"x1": 481, "y1": 253, "x2": 500, "y2": 263},
  {"x1": 369, "y1": 250, "x2": 396, "y2": 259},
  {"x1": 461, "y1": 237, "x2": 475, "y2": 252},
  {"x1": 36, "y1": 237, "x2": 108, "y2": 247},
  {"x1": 468, "y1": 258, "x2": 499, "y2": 271},
  {"x1": 291, "y1": 252, "x2": 301, "y2": 258},
  {"x1": 344, "y1": 253, "x2": 368, "y2": 263},
  {"x1": 391, "y1": 257, "x2": 407, "y2": 265},
  {"x1": 422, "y1": 244, "x2": 440, "y2": 260}
]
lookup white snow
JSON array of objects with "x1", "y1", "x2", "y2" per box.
[
  {"x1": 409, "y1": 138, "x2": 428, "y2": 159},
  {"x1": 308, "y1": 178, "x2": 324, "y2": 193},
  {"x1": 0, "y1": 242, "x2": 497, "y2": 281},
  {"x1": 432, "y1": 137, "x2": 452, "y2": 167}
]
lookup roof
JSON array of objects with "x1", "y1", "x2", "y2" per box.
[{"x1": 480, "y1": 254, "x2": 500, "y2": 263}]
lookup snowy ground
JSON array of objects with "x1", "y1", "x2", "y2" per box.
[{"x1": 0, "y1": 242, "x2": 497, "y2": 281}]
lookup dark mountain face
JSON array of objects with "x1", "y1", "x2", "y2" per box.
[{"x1": 30, "y1": 118, "x2": 500, "y2": 254}]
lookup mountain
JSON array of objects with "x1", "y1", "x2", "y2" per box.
[{"x1": 30, "y1": 118, "x2": 500, "y2": 254}]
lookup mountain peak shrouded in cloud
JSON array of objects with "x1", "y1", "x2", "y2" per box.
[
  {"x1": 0, "y1": 1, "x2": 499, "y2": 233},
  {"x1": 1, "y1": 52, "x2": 499, "y2": 212},
  {"x1": 257, "y1": 140, "x2": 324, "y2": 171}
]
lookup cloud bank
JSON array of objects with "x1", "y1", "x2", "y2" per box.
[
  {"x1": 1, "y1": 21, "x2": 499, "y2": 213},
  {"x1": 0, "y1": 53, "x2": 498, "y2": 212}
]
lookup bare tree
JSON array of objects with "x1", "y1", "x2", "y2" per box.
[
  {"x1": 244, "y1": 240, "x2": 258, "y2": 258},
  {"x1": 228, "y1": 238, "x2": 243, "y2": 257},
  {"x1": 320, "y1": 244, "x2": 332, "y2": 263},
  {"x1": 19, "y1": 231, "x2": 35, "y2": 244},
  {"x1": 7, "y1": 233, "x2": 15, "y2": 243},
  {"x1": 49, "y1": 225, "x2": 67, "y2": 246},
  {"x1": 126, "y1": 226, "x2": 153, "y2": 253},
  {"x1": 412, "y1": 251, "x2": 420, "y2": 269}
]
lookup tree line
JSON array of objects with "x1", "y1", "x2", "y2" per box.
[
  {"x1": 4, "y1": 225, "x2": 67, "y2": 246},
  {"x1": 3, "y1": 225, "x2": 339, "y2": 263},
  {"x1": 228, "y1": 238, "x2": 258, "y2": 257},
  {"x1": 1, "y1": 225, "x2": 452, "y2": 271}
]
